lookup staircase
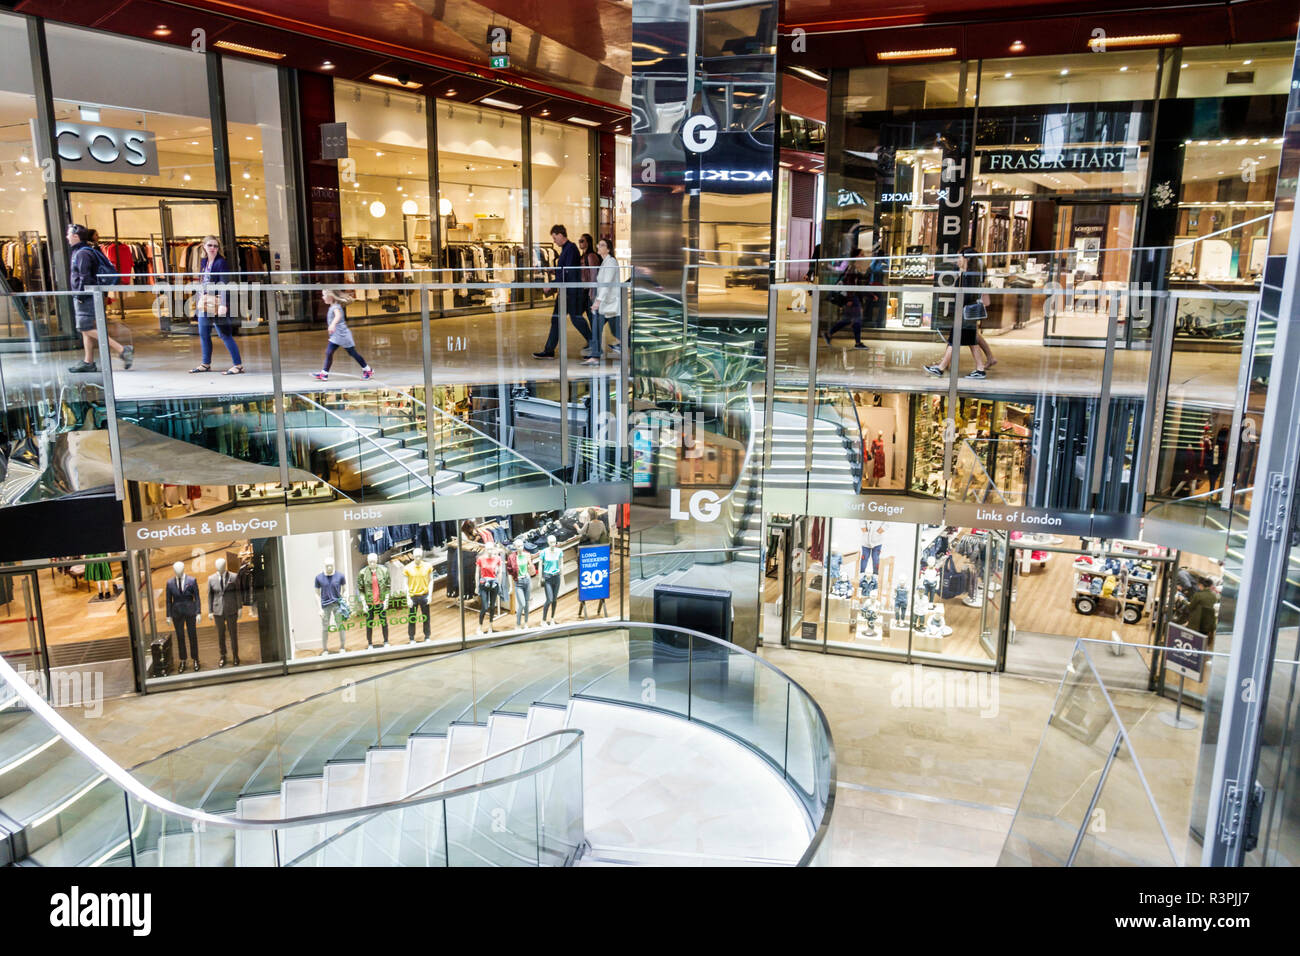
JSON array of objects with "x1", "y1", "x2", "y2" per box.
[
  {"x1": 763, "y1": 405, "x2": 860, "y2": 494},
  {"x1": 297, "y1": 394, "x2": 556, "y2": 501}
]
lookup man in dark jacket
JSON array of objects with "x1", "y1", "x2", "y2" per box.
[
  {"x1": 1186, "y1": 582, "x2": 1219, "y2": 640},
  {"x1": 534, "y1": 224, "x2": 592, "y2": 359},
  {"x1": 66, "y1": 223, "x2": 132, "y2": 373}
]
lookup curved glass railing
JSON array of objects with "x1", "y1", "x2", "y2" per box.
[
  {"x1": 0, "y1": 621, "x2": 834, "y2": 867},
  {"x1": 0, "y1": 649, "x2": 583, "y2": 867}
]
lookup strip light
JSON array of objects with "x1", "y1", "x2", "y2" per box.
[
  {"x1": 566, "y1": 117, "x2": 601, "y2": 126},
  {"x1": 369, "y1": 73, "x2": 422, "y2": 89},
  {"x1": 479, "y1": 97, "x2": 522, "y2": 110},
  {"x1": 213, "y1": 40, "x2": 286, "y2": 60},
  {"x1": 877, "y1": 47, "x2": 957, "y2": 61},
  {"x1": 790, "y1": 66, "x2": 828, "y2": 82},
  {"x1": 1088, "y1": 33, "x2": 1180, "y2": 50}
]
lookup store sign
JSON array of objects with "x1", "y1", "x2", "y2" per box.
[
  {"x1": 320, "y1": 122, "x2": 349, "y2": 161},
  {"x1": 1165, "y1": 623, "x2": 1206, "y2": 681},
  {"x1": 287, "y1": 497, "x2": 433, "y2": 535},
  {"x1": 125, "y1": 508, "x2": 288, "y2": 546},
  {"x1": 682, "y1": 168, "x2": 772, "y2": 184},
  {"x1": 54, "y1": 121, "x2": 158, "y2": 175},
  {"x1": 682, "y1": 115, "x2": 718, "y2": 153},
  {"x1": 945, "y1": 502, "x2": 1093, "y2": 536},
  {"x1": 806, "y1": 494, "x2": 944, "y2": 524},
  {"x1": 670, "y1": 488, "x2": 722, "y2": 522},
  {"x1": 880, "y1": 191, "x2": 914, "y2": 204},
  {"x1": 434, "y1": 486, "x2": 565, "y2": 522},
  {"x1": 978, "y1": 147, "x2": 1136, "y2": 173},
  {"x1": 577, "y1": 545, "x2": 612, "y2": 601}
]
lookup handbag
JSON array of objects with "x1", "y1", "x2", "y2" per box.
[{"x1": 963, "y1": 301, "x2": 988, "y2": 322}]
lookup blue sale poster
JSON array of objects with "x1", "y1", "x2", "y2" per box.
[{"x1": 577, "y1": 545, "x2": 611, "y2": 601}]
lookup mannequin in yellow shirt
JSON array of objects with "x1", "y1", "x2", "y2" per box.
[{"x1": 404, "y1": 547, "x2": 433, "y2": 643}]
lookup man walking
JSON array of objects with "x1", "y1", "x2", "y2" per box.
[
  {"x1": 66, "y1": 224, "x2": 132, "y2": 373},
  {"x1": 534, "y1": 224, "x2": 592, "y2": 358}
]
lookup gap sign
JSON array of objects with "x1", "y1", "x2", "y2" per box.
[{"x1": 577, "y1": 545, "x2": 611, "y2": 601}]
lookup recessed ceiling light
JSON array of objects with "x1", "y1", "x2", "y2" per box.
[
  {"x1": 190, "y1": 141, "x2": 199, "y2": 146},
  {"x1": 790, "y1": 66, "x2": 828, "y2": 83},
  {"x1": 375, "y1": 151, "x2": 384, "y2": 157},
  {"x1": 152, "y1": 25, "x2": 172, "y2": 37},
  {"x1": 1088, "y1": 33, "x2": 1179, "y2": 50},
  {"x1": 445, "y1": 89, "x2": 457, "y2": 97},
  {"x1": 1119, "y1": 66, "x2": 1129, "y2": 72},
  {"x1": 1003, "y1": 72, "x2": 1013, "y2": 78},
  {"x1": 480, "y1": 97, "x2": 522, "y2": 110},
  {"x1": 1009, "y1": 40, "x2": 1026, "y2": 53},
  {"x1": 1060, "y1": 69, "x2": 1069, "y2": 76},
  {"x1": 877, "y1": 47, "x2": 957, "y2": 61},
  {"x1": 322, "y1": 61, "x2": 335, "y2": 70},
  {"x1": 539, "y1": 109, "x2": 550, "y2": 116},
  {"x1": 214, "y1": 40, "x2": 286, "y2": 60},
  {"x1": 1243, "y1": 59, "x2": 1253, "y2": 65},
  {"x1": 567, "y1": 116, "x2": 600, "y2": 126}
]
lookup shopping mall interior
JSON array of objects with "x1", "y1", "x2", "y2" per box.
[{"x1": 0, "y1": 0, "x2": 1298, "y2": 873}]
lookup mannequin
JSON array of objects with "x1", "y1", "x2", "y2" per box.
[
  {"x1": 870, "y1": 431, "x2": 886, "y2": 487},
  {"x1": 165, "y1": 560, "x2": 201, "y2": 672},
  {"x1": 207, "y1": 557, "x2": 241, "y2": 668},
  {"x1": 508, "y1": 542, "x2": 538, "y2": 629},
  {"x1": 404, "y1": 547, "x2": 432, "y2": 643},
  {"x1": 860, "y1": 521, "x2": 885, "y2": 577},
  {"x1": 540, "y1": 535, "x2": 563, "y2": 625},
  {"x1": 475, "y1": 543, "x2": 503, "y2": 635},
  {"x1": 357, "y1": 552, "x2": 391, "y2": 648},
  {"x1": 85, "y1": 553, "x2": 114, "y2": 600},
  {"x1": 314, "y1": 557, "x2": 348, "y2": 654}
]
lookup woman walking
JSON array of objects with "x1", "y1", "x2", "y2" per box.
[
  {"x1": 312, "y1": 289, "x2": 374, "y2": 380},
  {"x1": 189, "y1": 235, "x2": 243, "y2": 375},
  {"x1": 578, "y1": 233, "x2": 602, "y2": 358},
  {"x1": 584, "y1": 237, "x2": 622, "y2": 365},
  {"x1": 923, "y1": 246, "x2": 994, "y2": 378}
]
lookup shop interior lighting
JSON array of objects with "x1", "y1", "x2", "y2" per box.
[
  {"x1": 401, "y1": 199, "x2": 418, "y2": 215},
  {"x1": 322, "y1": 61, "x2": 335, "y2": 71},
  {"x1": 566, "y1": 116, "x2": 601, "y2": 126},
  {"x1": 1088, "y1": 33, "x2": 1179, "y2": 50},
  {"x1": 79, "y1": 107, "x2": 100, "y2": 122},
  {"x1": 214, "y1": 40, "x2": 286, "y2": 60},
  {"x1": 877, "y1": 47, "x2": 956, "y2": 61},
  {"x1": 790, "y1": 66, "x2": 827, "y2": 82},
  {"x1": 1009, "y1": 40, "x2": 1026, "y2": 53},
  {"x1": 369, "y1": 200, "x2": 386, "y2": 218},
  {"x1": 242, "y1": 168, "x2": 251, "y2": 179},
  {"x1": 369, "y1": 73, "x2": 422, "y2": 90},
  {"x1": 152, "y1": 25, "x2": 172, "y2": 37},
  {"x1": 480, "y1": 97, "x2": 522, "y2": 111}
]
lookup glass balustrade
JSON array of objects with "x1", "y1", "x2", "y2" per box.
[{"x1": 0, "y1": 620, "x2": 834, "y2": 866}]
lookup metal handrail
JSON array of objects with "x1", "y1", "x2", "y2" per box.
[{"x1": 290, "y1": 393, "x2": 433, "y2": 493}]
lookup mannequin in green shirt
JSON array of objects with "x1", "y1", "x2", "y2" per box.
[{"x1": 357, "y1": 552, "x2": 391, "y2": 647}]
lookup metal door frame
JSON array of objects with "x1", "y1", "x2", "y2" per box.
[{"x1": 0, "y1": 569, "x2": 50, "y2": 700}]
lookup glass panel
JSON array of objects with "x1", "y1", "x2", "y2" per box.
[
  {"x1": 1174, "y1": 42, "x2": 1296, "y2": 98},
  {"x1": 47, "y1": 25, "x2": 215, "y2": 191},
  {"x1": 224, "y1": 58, "x2": 297, "y2": 286},
  {"x1": 531, "y1": 119, "x2": 591, "y2": 266},
  {"x1": 0, "y1": 572, "x2": 43, "y2": 690},
  {"x1": 36, "y1": 558, "x2": 134, "y2": 701},
  {"x1": 435, "y1": 100, "x2": 525, "y2": 313},
  {"x1": 334, "y1": 80, "x2": 427, "y2": 317},
  {"x1": 978, "y1": 52, "x2": 1159, "y2": 109},
  {"x1": 1071, "y1": 742, "x2": 1178, "y2": 866}
]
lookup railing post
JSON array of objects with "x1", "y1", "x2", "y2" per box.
[
  {"x1": 93, "y1": 290, "x2": 125, "y2": 503},
  {"x1": 268, "y1": 302, "x2": 291, "y2": 493}
]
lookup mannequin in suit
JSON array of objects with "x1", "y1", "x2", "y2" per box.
[
  {"x1": 356, "y1": 552, "x2": 390, "y2": 648},
  {"x1": 208, "y1": 557, "x2": 241, "y2": 668},
  {"x1": 166, "y1": 560, "x2": 201, "y2": 672}
]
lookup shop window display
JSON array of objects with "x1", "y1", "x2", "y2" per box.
[
  {"x1": 911, "y1": 395, "x2": 1033, "y2": 505},
  {"x1": 436, "y1": 101, "x2": 525, "y2": 311},
  {"x1": 135, "y1": 535, "x2": 284, "y2": 682}
]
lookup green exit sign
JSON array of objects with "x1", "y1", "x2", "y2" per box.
[{"x1": 490, "y1": 55, "x2": 510, "y2": 68}]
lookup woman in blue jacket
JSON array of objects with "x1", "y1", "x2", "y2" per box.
[{"x1": 189, "y1": 235, "x2": 243, "y2": 374}]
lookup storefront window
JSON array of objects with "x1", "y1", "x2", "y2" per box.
[
  {"x1": 1172, "y1": 42, "x2": 1295, "y2": 98},
  {"x1": 843, "y1": 63, "x2": 973, "y2": 112},
  {"x1": 530, "y1": 119, "x2": 591, "y2": 265},
  {"x1": 134, "y1": 535, "x2": 285, "y2": 683},
  {"x1": 46, "y1": 24, "x2": 215, "y2": 196},
  {"x1": 333, "y1": 80, "x2": 428, "y2": 315},
  {"x1": 436, "y1": 100, "x2": 524, "y2": 310},
  {"x1": 0, "y1": 13, "x2": 50, "y2": 308},
  {"x1": 223, "y1": 58, "x2": 294, "y2": 280},
  {"x1": 977, "y1": 52, "x2": 1159, "y2": 109}
]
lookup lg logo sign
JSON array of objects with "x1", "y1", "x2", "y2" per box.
[
  {"x1": 682, "y1": 115, "x2": 718, "y2": 154},
  {"x1": 670, "y1": 488, "x2": 722, "y2": 522}
]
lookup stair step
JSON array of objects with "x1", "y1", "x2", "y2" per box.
[
  {"x1": 363, "y1": 748, "x2": 408, "y2": 806},
  {"x1": 442, "y1": 723, "x2": 489, "y2": 784}
]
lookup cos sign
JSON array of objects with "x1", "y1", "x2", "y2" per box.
[{"x1": 54, "y1": 121, "x2": 159, "y2": 176}]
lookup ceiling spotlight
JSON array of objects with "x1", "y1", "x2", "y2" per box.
[
  {"x1": 369, "y1": 200, "x2": 387, "y2": 218},
  {"x1": 242, "y1": 169, "x2": 251, "y2": 179},
  {"x1": 322, "y1": 60, "x2": 335, "y2": 70},
  {"x1": 153, "y1": 25, "x2": 172, "y2": 37},
  {"x1": 1003, "y1": 72, "x2": 1013, "y2": 78},
  {"x1": 1009, "y1": 40, "x2": 1026, "y2": 53},
  {"x1": 1119, "y1": 66, "x2": 1129, "y2": 72}
]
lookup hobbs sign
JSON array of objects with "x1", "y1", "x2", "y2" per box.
[{"x1": 54, "y1": 121, "x2": 159, "y2": 175}]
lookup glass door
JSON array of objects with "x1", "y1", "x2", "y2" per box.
[
  {"x1": 0, "y1": 571, "x2": 45, "y2": 693},
  {"x1": 1046, "y1": 200, "x2": 1139, "y2": 343},
  {"x1": 790, "y1": 515, "x2": 825, "y2": 648}
]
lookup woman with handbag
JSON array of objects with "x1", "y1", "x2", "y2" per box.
[
  {"x1": 923, "y1": 246, "x2": 995, "y2": 379},
  {"x1": 189, "y1": 236, "x2": 244, "y2": 375}
]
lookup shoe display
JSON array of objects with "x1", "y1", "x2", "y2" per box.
[
  {"x1": 191, "y1": 660, "x2": 200, "y2": 672},
  {"x1": 218, "y1": 657, "x2": 227, "y2": 668}
]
